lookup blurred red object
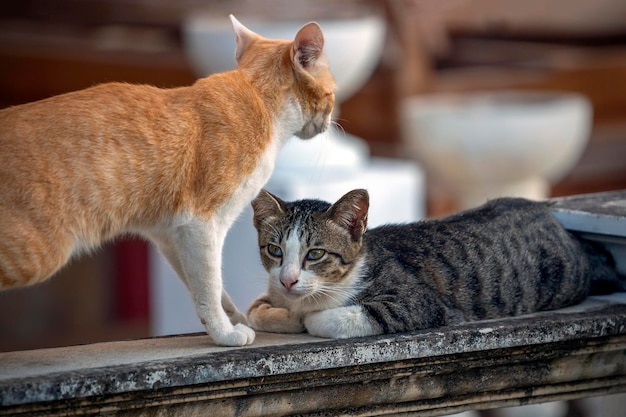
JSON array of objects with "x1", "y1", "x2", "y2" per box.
[{"x1": 114, "y1": 238, "x2": 149, "y2": 322}]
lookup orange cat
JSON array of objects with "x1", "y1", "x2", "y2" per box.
[{"x1": 0, "y1": 16, "x2": 335, "y2": 346}]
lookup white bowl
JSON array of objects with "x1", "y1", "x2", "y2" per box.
[
  {"x1": 401, "y1": 91, "x2": 592, "y2": 206},
  {"x1": 183, "y1": 14, "x2": 386, "y2": 103}
]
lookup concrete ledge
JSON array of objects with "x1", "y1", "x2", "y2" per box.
[{"x1": 2, "y1": 293, "x2": 626, "y2": 416}]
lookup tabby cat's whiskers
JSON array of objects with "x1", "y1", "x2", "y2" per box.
[{"x1": 305, "y1": 281, "x2": 362, "y2": 310}]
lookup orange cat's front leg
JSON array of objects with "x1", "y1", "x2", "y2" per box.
[
  {"x1": 247, "y1": 295, "x2": 305, "y2": 334},
  {"x1": 148, "y1": 218, "x2": 255, "y2": 347},
  {"x1": 222, "y1": 290, "x2": 249, "y2": 325}
]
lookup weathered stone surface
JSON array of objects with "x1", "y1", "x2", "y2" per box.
[{"x1": 2, "y1": 294, "x2": 626, "y2": 416}]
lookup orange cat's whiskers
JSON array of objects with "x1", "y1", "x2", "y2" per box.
[{"x1": 330, "y1": 120, "x2": 347, "y2": 137}]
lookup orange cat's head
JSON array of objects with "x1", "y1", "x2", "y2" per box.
[{"x1": 230, "y1": 15, "x2": 336, "y2": 140}]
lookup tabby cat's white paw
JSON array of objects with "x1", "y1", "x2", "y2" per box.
[
  {"x1": 304, "y1": 305, "x2": 378, "y2": 339},
  {"x1": 212, "y1": 323, "x2": 256, "y2": 346}
]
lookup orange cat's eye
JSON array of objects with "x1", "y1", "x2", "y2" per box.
[
  {"x1": 306, "y1": 249, "x2": 325, "y2": 261},
  {"x1": 267, "y1": 244, "x2": 283, "y2": 258}
]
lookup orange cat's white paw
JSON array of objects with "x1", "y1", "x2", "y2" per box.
[{"x1": 211, "y1": 323, "x2": 255, "y2": 347}]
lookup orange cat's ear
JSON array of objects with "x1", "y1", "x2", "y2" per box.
[
  {"x1": 327, "y1": 189, "x2": 369, "y2": 241},
  {"x1": 252, "y1": 189, "x2": 286, "y2": 229},
  {"x1": 230, "y1": 14, "x2": 258, "y2": 64},
  {"x1": 292, "y1": 22, "x2": 325, "y2": 71}
]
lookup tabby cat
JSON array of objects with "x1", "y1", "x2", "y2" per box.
[
  {"x1": 0, "y1": 16, "x2": 335, "y2": 346},
  {"x1": 248, "y1": 189, "x2": 621, "y2": 338}
]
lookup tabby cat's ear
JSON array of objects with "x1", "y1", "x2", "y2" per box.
[
  {"x1": 251, "y1": 189, "x2": 286, "y2": 228},
  {"x1": 292, "y1": 22, "x2": 325, "y2": 71},
  {"x1": 230, "y1": 14, "x2": 258, "y2": 64},
  {"x1": 327, "y1": 189, "x2": 369, "y2": 241}
]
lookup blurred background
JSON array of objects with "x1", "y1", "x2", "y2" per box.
[
  {"x1": 2, "y1": 1, "x2": 626, "y2": 416},
  {"x1": 0, "y1": 0, "x2": 625, "y2": 354}
]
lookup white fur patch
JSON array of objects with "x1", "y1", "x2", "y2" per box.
[
  {"x1": 304, "y1": 305, "x2": 378, "y2": 339},
  {"x1": 274, "y1": 94, "x2": 305, "y2": 140},
  {"x1": 283, "y1": 224, "x2": 302, "y2": 270}
]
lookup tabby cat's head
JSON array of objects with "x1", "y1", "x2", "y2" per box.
[
  {"x1": 230, "y1": 15, "x2": 335, "y2": 139},
  {"x1": 252, "y1": 189, "x2": 369, "y2": 311}
]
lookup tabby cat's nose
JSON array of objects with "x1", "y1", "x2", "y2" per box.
[
  {"x1": 281, "y1": 278, "x2": 298, "y2": 290},
  {"x1": 280, "y1": 270, "x2": 299, "y2": 291}
]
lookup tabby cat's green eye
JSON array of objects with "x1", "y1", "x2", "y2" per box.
[
  {"x1": 267, "y1": 244, "x2": 283, "y2": 258},
  {"x1": 306, "y1": 249, "x2": 326, "y2": 261}
]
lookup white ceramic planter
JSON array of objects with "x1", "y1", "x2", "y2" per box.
[{"x1": 402, "y1": 91, "x2": 592, "y2": 208}]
